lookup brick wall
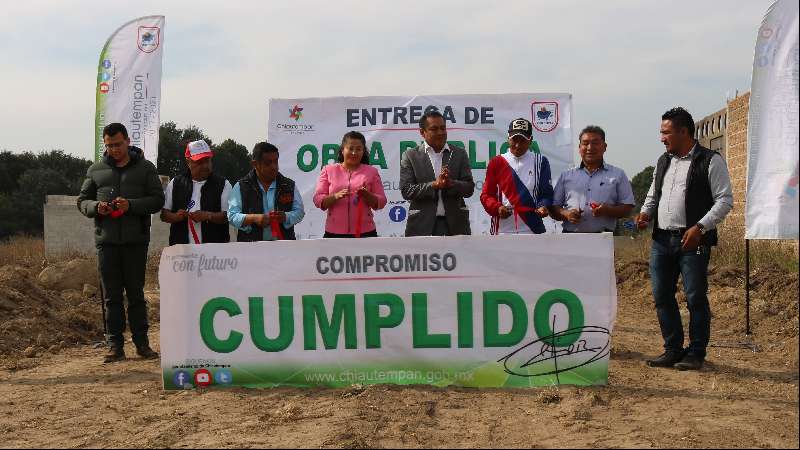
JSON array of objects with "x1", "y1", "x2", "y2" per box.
[{"x1": 721, "y1": 92, "x2": 750, "y2": 238}]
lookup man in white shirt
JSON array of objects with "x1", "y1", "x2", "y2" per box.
[
  {"x1": 636, "y1": 107, "x2": 733, "y2": 371},
  {"x1": 400, "y1": 110, "x2": 475, "y2": 236},
  {"x1": 160, "y1": 140, "x2": 232, "y2": 245}
]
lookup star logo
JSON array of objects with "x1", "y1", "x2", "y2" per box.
[{"x1": 289, "y1": 105, "x2": 303, "y2": 121}]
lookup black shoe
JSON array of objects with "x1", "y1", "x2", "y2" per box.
[
  {"x1": 103, "y1": 346, "x2": 126, "y2": 363},
  {"x1": 675, "y1": 354, "x2": 704, "y2": 371},
  {"x1": 646, "y1": 350, "x2": 685, "y2": 367},
  {"x1": 135, "y1": 345, "x2": 159, "y2": 360}
]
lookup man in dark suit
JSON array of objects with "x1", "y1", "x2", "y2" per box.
[{"x1": 400, "y1": 110, "x2": 475, "y2": 236}]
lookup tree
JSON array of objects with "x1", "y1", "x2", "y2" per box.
[
  {"x1": 212, "y1": 139, "x2": 251, "y2": 184},
  {"x1": 157, "y1": 123, "x2": 251, "y2": 183},
  {"x1": 0, "y1": 151, "x2": 38, "y2": 195},
  {"x1": 630, "y1": 165, "x2": 654, "y2": 212},
  {"x1": 0, "y1": 122, "x2": 251, "y2": 239},
  {"x1": 157, "y1": 122, "x2": 211, "y2": 178},
  {"x1": 0, "y1": 151, "x2": 90, "y2": 239},
  {"x1": 15, "y1": 168, "x2": 76, "y2": 237},
  {"x1": 35, "y1": 150, "x2": 92, "y2": 194}
]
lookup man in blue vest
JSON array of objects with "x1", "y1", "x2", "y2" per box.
[
  {"x1": 160, "y1": 140, "x2": 232, "y2": 245},
  {"x1": 228, "y1": 142, "x2": 304, "y2": 241},
  {"x1": 636, "y1": 107, "x2": 733, "y2": 371}
]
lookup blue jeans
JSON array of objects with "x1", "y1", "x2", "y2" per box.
[{"x1": 649, "y1": 230, "x2": 712, "y2": 358}]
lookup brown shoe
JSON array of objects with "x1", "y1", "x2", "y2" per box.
[
  {"x1": 135, "y1": 345, "x2": 159, "y2": 360},
  {"x1": 103, "y1": 346, "x2": 125, "y2": 363}
]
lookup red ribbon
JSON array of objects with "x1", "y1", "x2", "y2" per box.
[
  {"x1": 270, "y1": 216, "x2": 284, "y2": 240},
  {"x1": 511, "y1": 205, "x2": 536, "y2": 232},
  {"x1": 188, "y1": 219, "x2": 200, "y2": 244},
  {"x1": 354, "y1": 196, "x2": 364, "y2": 238}
]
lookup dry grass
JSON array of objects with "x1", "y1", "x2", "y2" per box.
[
  {"x1": 0, "y1": 236, "x2": 47, "y2": 270},
  {"x1": 0, "y1": 235, "x2": 95, "y2": 271},
  {"x1": 4, "y1": 235, "x2": 796, "y2": 288},
  {"x1": 615, "y1": 229, "x2": 799, "y2": 273}
]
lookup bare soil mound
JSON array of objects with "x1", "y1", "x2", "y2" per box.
[{"x1": 0, "y1": 264, "x2": 103, "y2": 359}]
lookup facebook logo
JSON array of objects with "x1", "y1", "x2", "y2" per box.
[
  {"x1": 389, "y1": 206, "x2": 407, "y2": 223},
  {"x1": 214, "y1": 369, "x2": 233, "y2": 385},
  {"x1": 173, "y1": 370, "x2": 191, "y2": 388}
]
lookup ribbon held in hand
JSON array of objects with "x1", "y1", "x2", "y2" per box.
[
  {"x1": 354, "y1": 195, "x2": 364, "y2": 238},
  {"x1": 186, "y1": 200, "x2": 200, "y2": 244},
  {"x1": 270, "y1": 215, "x2": 284, "y2": 240}
]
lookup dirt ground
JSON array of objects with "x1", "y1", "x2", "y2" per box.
[{"x1": 0, "y1": 249, "x2": 798, "y2": 448}]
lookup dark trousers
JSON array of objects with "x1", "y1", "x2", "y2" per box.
[
  {"x1": 432, "y1": 217, "x2": 451, "y2": 236},
  {"x1": 649, "y1": 230, "x2": 712, "y2": 358},
  {"x1": 97, "y1": 244, "x2": 150, "y2": 348},
  {"x1": 323, "y1": 230, "x2": 378, "y2": 238}
]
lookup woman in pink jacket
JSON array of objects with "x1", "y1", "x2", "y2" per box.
[{"x1": 313, "y1": 131, "x2": 387, "y2": 237}]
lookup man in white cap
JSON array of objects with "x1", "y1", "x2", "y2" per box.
[
  {"x1": 480, "y1": 118, "x2": 553, "y2": 234},
  {"x1": 160, "y1": 140, "x2": 232, "y2": 245}
]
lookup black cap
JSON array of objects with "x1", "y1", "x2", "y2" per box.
[{"x1": 508, "y1": 118, "x2": 533, "y2": 139}]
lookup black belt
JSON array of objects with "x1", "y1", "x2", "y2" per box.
[{"x1": 655, "y1": 227, "x2": 687, "y2": 236}]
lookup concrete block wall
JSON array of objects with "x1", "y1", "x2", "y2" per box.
[
  {"x1": 45, "y1": 175, "x2": 242, "y2": 258},
  {"x1": 44, "y1": 195, "x2": 169, "y2": 258}
]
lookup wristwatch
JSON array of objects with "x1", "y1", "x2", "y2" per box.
[{"x1": 696, "y1": 223, "x2": 707, "y2": 235}]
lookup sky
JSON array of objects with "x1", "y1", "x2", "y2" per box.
[{"x1": 0, "y1": 0, "x2": 774, "y2": 176}]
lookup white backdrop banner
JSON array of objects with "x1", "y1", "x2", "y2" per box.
[
  {"x1": 94, "y1": 16, "x2": 165, "y2": 162},
  {"x1": 746, "y1": 0, "x2": 799, "y2": 239},
  {"x1": 159, "y1": 234, "x2": 616, "y2": 389},
  {"x1": 267, "y1": 94, "x2": 573, "y2": 237}
]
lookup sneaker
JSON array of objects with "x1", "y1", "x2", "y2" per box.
[
  {"x1": 103, "y1": 346, "x2": 125, "y2": 363},
  {"x1": 675, "y1": 354, "x2": 704, "y2": 371},
  {"x1": 135, "y1": 345, "x2": 159, "y2": 360},
  {"x1": 645, "y1": 350, "x2": 685, "y2": 368}
]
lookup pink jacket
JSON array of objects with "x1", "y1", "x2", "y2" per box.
[{"x1": 313, "y1": 163, "x2": 387, "y2": 235}]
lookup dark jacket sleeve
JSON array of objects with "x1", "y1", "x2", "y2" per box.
[
  {"x1": 443, "y1": 147, "x2": 475, "y2": 198},
  {"x1": 400, "y1": 150, "x2": 437, "y2": 201},
  {"x1": 536, "y1": 157, "x2": 554, "y2": 208},
  {"x1": 76, "y1": 167, "x2": 99, "y2": 218},
  {"x1": 128, "y1": 162, "x2": 165, "y2": 215}
]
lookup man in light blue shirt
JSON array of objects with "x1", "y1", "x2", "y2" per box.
[
  {"x1": 549, "y1": 125, "x2": 635, "y2": 232},
  {"x1": 228, "y1": 142, "x2": 304, "y2": 241}
]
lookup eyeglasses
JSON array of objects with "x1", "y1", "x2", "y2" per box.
[{"x1": 104, "y1": 142, "x2": 126, "y2": 150}]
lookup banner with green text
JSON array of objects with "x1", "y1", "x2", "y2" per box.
[
  {"x1": 94, "y1": 16, "x2": 164, "y2": 162},
  {"x1": 160, "y1": 233, "x2": 616, "y2": 390},
  {"x1": 267, "y1": 94, "x2": 573, "y2": 237}
]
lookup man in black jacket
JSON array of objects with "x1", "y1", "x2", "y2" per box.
[
  {"x1": 636, "y1": 107, "x2": 733, "y2": 371},
  {"x1": 77, "y1": 123, "x2": 165, "y2": 363},
  {"x1": 160, "y1": 140, "x2": 232, "y2": 245}
]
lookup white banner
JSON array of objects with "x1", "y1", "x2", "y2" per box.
[
  {"x1": 267, "y1": 94, "x2": 573, "y2": 237},
  {"x1": 159, "y1": 234, "x2": 616, "y2": 389},
  {"x1": 94, "y1": 16, "x2": 165, "y2": 162},
  {"x1": 745, "y1": 0, "x2": 799, "y2": 239}
]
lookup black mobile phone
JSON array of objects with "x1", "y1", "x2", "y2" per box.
[{"x1": 108, "y1": 188, "x2": 118, "y2": 210}]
